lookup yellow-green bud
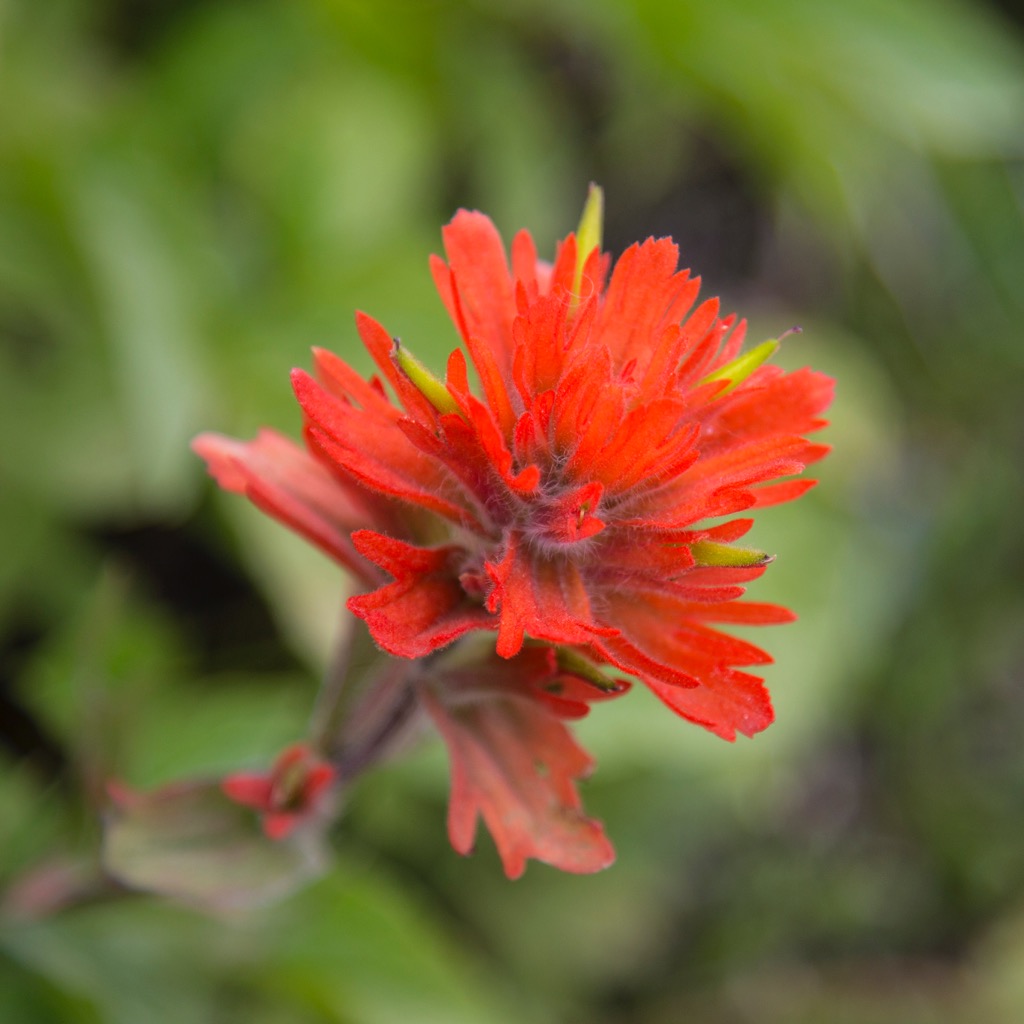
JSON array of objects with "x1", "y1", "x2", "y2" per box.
[
  {"x1": 700, "y1": 338, "x2": 779, "y2": 394},
  {"x1": 572, "y1": 183, "x2": 604, "y2": 307},
  {"x1": 690, "y1": 540, "x2": 771, "y2": 568},
  {"x1": 391, "y1": 339, "x2": 459, "y2": 416}
]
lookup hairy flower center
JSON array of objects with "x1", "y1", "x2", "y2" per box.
[{"x1": 524, "y1": 478, "x2": 606, "y2": 549}]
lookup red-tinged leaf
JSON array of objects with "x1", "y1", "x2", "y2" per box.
[
  {"x1": 421, "y1": 679, "x2": 614, "y2": 879},
  {"x1": 594, "y1": 533, "x2": 696, "y2": 580},
  {"x1": 444, "y1": 346, "x2": 471, "y2": 404},
  {"x1": 663, "y1": 584, "x2": 749, "y2": 603},
  {"x1": 529, "y1": 667, "x2": 631, "y2": 719},
  {"x1": 295, "y1": 368, "x2": 481, "y2": 527},
  {"x1": 192, "y1": 430, "x2": 378, "y2": 584},
  {"x1": 430, "y1": 253, "x2": 461, "y2": 331},
  {"x1": 673, "y1": 296, "x2": 722, "y2": 369},
  {"x1": 468, "y1": 333, "x2": 518, "y2": 437},
  {"x1": 802, "y1": 442, "x2": 832, "y2": 465},
  {"x1": 675, "y1": 308, "x2": 736, "y2": 386},
  {"x1": 710, "y1": 314, "x2": 747, "y2": 369},
  {"x1": 348, "y1": 532, "x2": 493, "y2": 658},
  {"x1": 440, "y1": 644, "x2": 630, "y2": 720},
  {"x1": 402, "y1": 409, "x2": 538, "y2": 515},
  {"x1": 671, "y1": 621, "x2": 773, "y2": 666},
  {"x1": 435, "y1": 260, "x2": 519, "y2": 437},
  {"x1": 305, "y1": 421, "x2": 477, "y2": 530},
  {"x1": 686, "y1": 434, "x2": 813, "y2": 489},
  {"x1": 512, "y1": 393, "x2": 555, "y2": 468},
  {"x1": 698, "y1": 517, "x2": 756, "y2": 543},
  {"x1": 634, "y1": 322, "x2": 687, "y2": 403}
]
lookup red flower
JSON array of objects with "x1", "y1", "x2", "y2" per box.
[
  {"x1": 221, "y1": 744, "x2": 336, "y2": 840},
  {"x1": 195, "y1": 188, "x2": 832, "y2": 875}
]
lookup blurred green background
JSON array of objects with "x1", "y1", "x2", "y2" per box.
[{"x1": 2, "y1": 0, "x2": 1023, "y2": 1020}]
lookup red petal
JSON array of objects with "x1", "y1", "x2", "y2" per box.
[
  {"x1": 302, "y1": 763, "x2": 337, "y2": 802},
  {"x1": 192, "y1": 430, "x2": 377, "y2": 585},
  {"x1": 439, "y1": 211, "x2": 517, "y2": 376},
  {"x1": 593, "y1": 591, "x2": 777, "y2": 740},
  {"x1": 221, "y1": 774, "x2": 274, "y2": 811},
  {"x1": 580, "y1": 399, "x2": 698, "y2": 491},
  {"x1": 312, "y1": 345, "x2": 396, "y2": 416},
  {"x1": 645, "y1": 669, "x2": 774, "y2": 741},
  {"x1": 355, "y1": 312, "x2": 440, "y2": 426},
  {"x1": 670, "y1": 600, "x2": 797, "y2": 625},
  {"x1": 511, "y1": 228, "x2": 540, "y2": 297},
  {"x1": 441, "y1": 645, "x2": 630, "y2": 721},
  {"x1": 484, "y1": 534, "x2": 613, "y2": 657},
  {"x1": 348, "y1": 532, "x2": 492, "y2": 658},
  {"x1": 294, "y1": 371, "x2": 482, "y2": 529},
  {"x1": 592, "y1": 238, "x2": 697, "y2": 371},
  {"x1": 534, "y1": 480, "x2": 605, "y2": 545},
  {"x1": 422, "y1": 678, "x2": 614, "y2": 879},
  {"x1": 263, "y1": 811, "x2": 301, "y2": 840},
  {"x1": 703, "y1": 368, "x2": 834, "y2": 452},
  {"x1": 750, "y1": 478, "x2": 818, "y2": 508},
  {"x1": 556, "y1": 348, "x2": 625, "y2": 471}
]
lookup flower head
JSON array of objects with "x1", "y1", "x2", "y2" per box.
[{"x1": 195, "y1": 188, "x2": 832, "y2": 874}]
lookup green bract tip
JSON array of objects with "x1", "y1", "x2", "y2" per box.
[
  {"x1": 556, "y1": 647, "x2": 622, "y2": 692},
  {"x1": 691, "y1": 540, "x2": 771, "y2": 569},
  {"x1": 700, "y1": 338, "x2": 780, "y2": 394},
  {"x1": 392, "y1": 340, "x2": 459, "y2": 416},
  {"x1": 572, "y1": 183, "x2": 604, "y2": 305}
]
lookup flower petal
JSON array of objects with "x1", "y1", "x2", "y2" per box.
[
  {"x1": 348, "y1": 532, "x2": 492, "y2": 658},
  {"x1": 644, "y1": 669, "x2": 774, "y2": 741},
  {"x1": 484, "y1": 534, "x2": 614, "y2": 657},
  {"x1": 439, "y1": 211, "x2": 518, "y2": 376},
  {"x1": 422, "y1": 667, "x2": 614, "y2": 879},
  {"x1": 192, "y1": 429, "x2": 378, "y2": 585}
]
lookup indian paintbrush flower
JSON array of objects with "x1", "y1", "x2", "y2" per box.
[{"x1": 194, "y1": 186, "x2": 833, "y2": 877}]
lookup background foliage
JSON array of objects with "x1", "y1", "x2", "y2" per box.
[{"x1": 2, "y1": 0, "x2": 1023, "y2": 1020}]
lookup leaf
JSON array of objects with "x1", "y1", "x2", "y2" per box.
[{"x1": 102, "y1": 780, "x2": 328, "y2": 911}]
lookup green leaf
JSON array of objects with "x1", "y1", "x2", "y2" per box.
[
  {"x1": 266, "y1": 866, "x2": 520, "y2": 1024},
  {"x1": 103, "y1": 780, "x2": 329, "y2": 911}
]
